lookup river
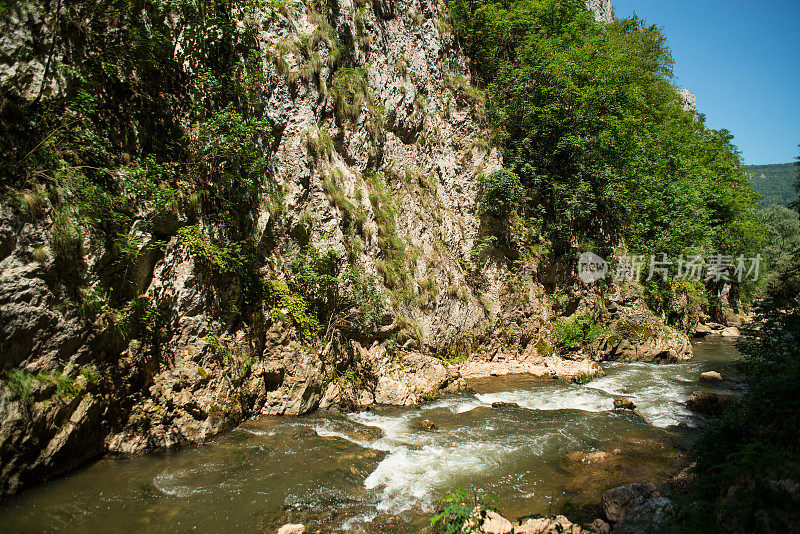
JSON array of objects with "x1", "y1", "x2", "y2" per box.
[{"x1": 0, "y1": 338, "x2": 742, "y2": 533}]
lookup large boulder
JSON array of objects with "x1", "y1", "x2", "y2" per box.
[
  {"x1": 720, "y1": 326, "x2": 740, "y2": 338},
  {"x1": 693, "y1": 323, "x2": 712, "y2": 337},
  {"x1": 601, "y1": 483, "x2": 659, "y2": 523},
  {"x1": 611, "y1": 496, "x2": 675, "y2": 534},
  {"x1": 686, "y1": 391, "x2": 732, "y2": 416},
  {"x1": 515, "y1": 515, "x2": 582, "y2": 533},
  {"x1": 465, "y1": 509, "x2": 513, "y2": 533},
  {"x1": 276, "y1": 524, "x2": 305, "y2": 534},
  {"x1": 699, "y1": 371, "x2": 723, "y2": 382}
]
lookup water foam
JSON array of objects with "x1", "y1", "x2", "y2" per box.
[{"x1": 308, "y1": 359, "x2": 709, "y2": 516}]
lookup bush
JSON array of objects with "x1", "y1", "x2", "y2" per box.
[
  {"x1": 177, "y1": 225, "x2": 241, "y2": 275},
  {"x1": 681, "y1": 304, "x2": 800, "y2": 531},
  {"x1": 265, "y1": 279, "x2": 321, "y2": 342},
  {"x1": 477, "y1": 169, "x2": 526, "y2": 218},
  {"x1": 430, "y1": 488, "x2": 497, "y2": 534},
  {"x1": 551, "y1": 313, "x2": 608, "y2": 349}
]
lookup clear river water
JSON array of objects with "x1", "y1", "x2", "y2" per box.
[{"x1": 0, "y1": 338, "x2": 742, "y2": 533}]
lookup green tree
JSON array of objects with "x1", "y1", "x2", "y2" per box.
[{"x1": 448, "y1": 0, "x2": 762, "y2": 260}]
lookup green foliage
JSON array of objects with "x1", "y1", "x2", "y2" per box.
[
  {"x1": 682, "y1": 298, "x2": 800, "y2": 531},
  {"x1": 477, "y1": 169, "x2": 526, "y2": 218},
  {"x1": 265, "y1": 279, "x2": 321, "y2": 341},
  {"x1": 50, "y1": 210, "x2": 83, "y2": 261},
  {"x1": 240, "y1": 353, "x2": 255, "y2": 376},
  {"x1": 203, "y1": 328, "x2": 230, "y2": 360},
  {"x1": 551, "y1": 312, "x2": 608, "y2": 348},
  {"x1": 177, "y1": 225, "x2": 242, "y2": 275},
  {"x1": 7, "y1": 369, "x2": 34, "y2": 403},
  {"x1": 37, "y1": 362, "x2": 82, "y2": 399},
  {"x1": 187, "y1": 103, "x2": 271, "y2": 221},
  {"x1": 330, "y1": 67, "x2": 370, "y2": 123},
  {"x1": 447, "y1": 0, "x2": 762, "y2": 258},
  {"x1": 1, "y1": 0, "x2": 277, "y2": 326},
  {"x1": 745, "y1": 162, "x2": 799, "y2": 207},
  {"x1": 81, "y1": 367, "x2": 102, "y2": 386},
  {"x1": 78, "y1": 287, "x2": 107, "y2": 320},
  {"x1": 430, "y1": 488, "x2": 496, "y2": 534},
  {"x1": 32, "y1": 245, "x2": 49, "y2": 264},
  {"x1": 344, "y1": 265, "x2": 387, "y2": 335},
  {"x1": 759, "y1": 204, "x2": 800, "y2": 276},
  {"x1": 366, "y1": 173, "x2": 410, "y2": 290}
]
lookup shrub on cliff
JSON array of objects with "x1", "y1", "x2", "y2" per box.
[{"x1": 478, "y1": 169, "x2": 526, "y2": 219}]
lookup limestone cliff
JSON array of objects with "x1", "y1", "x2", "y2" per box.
[{"x1": 0, "y1": 0, "x2": 690, "y2": 498}]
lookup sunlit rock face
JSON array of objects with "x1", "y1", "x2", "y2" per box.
[
  {"x1": 679, "y1": 88, "x2": 697, "y2": 112},
  {"x1": 586, "y1": 0, "x2": 613, "y2": 22}
]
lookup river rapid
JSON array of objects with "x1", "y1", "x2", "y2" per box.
[{"x1": 0, "y1": 338, "x2": 741, "y2": 533}]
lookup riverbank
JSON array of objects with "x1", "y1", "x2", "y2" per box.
[{"x1": 0, "y1": 338, "x2": 741, "y2": 533}]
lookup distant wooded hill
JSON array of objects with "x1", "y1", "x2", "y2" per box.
[{"x1": 745, "y1": 162, "x2": 798, "y2": 207}]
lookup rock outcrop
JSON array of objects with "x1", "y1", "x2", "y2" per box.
[
  {"x1": 586, "y1": 0, "x2": 614, "y2": 22},
  {"x1": 679, "y1": 89, "x2": 697, "y2": 113}
]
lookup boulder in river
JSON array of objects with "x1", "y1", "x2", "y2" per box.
[
  {"x1": 277, "y1": 524, "x2": 305, "y2": 534},
  {"x1": 491, "y1": 401, "x2": 520, "y2": 409},
  {"x1": 613, "y1": 397, "x2": 637, "y2": 410},
  {"x1": 601, "y1": 482, "x2": 659, "y2": 523},
  {"x1": 693, "y1": 323, "x2": 712, "y2": 337},
  {"x1": 414, "y1": 418, "x2": 438, "y2": 431},
  {"x1": 699, "y1": 371, "x2": 723, "y2": 382},
  {"x1": 612, "y1": 398, "x2": 647, "y2": 423},
  {"x1": 586, "y1": 518, "x2": 611, "y2": 534},
  {"x1": 720, "y1": 326, "x2": 740, "y2": 337},
  {"x1": 686, "y1": 390, "x2": 732, "y2": 416},
  {"x1": 466, "y1": 509, "x2": 512, "y2": 533}
]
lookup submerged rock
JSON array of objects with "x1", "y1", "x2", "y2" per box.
[
  {"x1": 414, "y1": 418, "x2": 437, "y2": 431},
  {"x1": 613, "y1": 397, "x2": 637, "y2": 410},
  {"x1": 491, "y1": 401, "x2": 520, "y2": 409}
]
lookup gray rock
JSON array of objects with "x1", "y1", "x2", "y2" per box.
[
  {"x1": 585, "y1": 0, "x2": 614, "y2": 22},
  {"x1": 601, "y1": 482, "x2": 659, "y2": 523},
  {"x1": 679, "y1": 89, "x2": 697, "y2": 113},
  {"x1": 612, "y1": 496, "x2": 675, "y2": 534}
]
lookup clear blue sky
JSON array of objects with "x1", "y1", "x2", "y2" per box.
[{"x1": 613, "y1": 0, "x2": 800, "y2": 165}]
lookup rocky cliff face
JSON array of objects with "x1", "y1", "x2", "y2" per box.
[
  {"x1": 0, "y1": 0, "x2": 690, "y2": 498},
  {"x1": 586, "y1": 0, "x2": 613, "y2": 22}
]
